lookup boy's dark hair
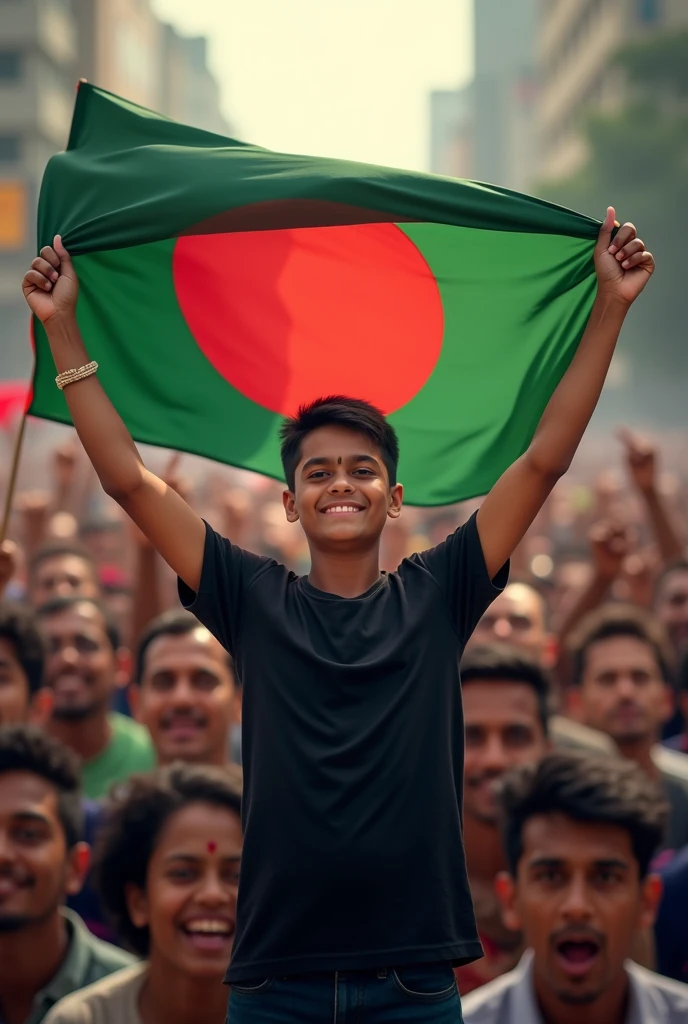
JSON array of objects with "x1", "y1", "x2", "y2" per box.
[
  {"x1": 36, "y1": 594, "x2": 121, "y2": 652},
  {"x1": 29, "y1": 543, "x2": 97, "y2": 581},
  {"x1": 568, "y1": 603, "x2": 674, "y2": 686},
  {"x1": 279, "y1": 396, "x2": 399, "y2": 492},
  {"x1": 461, "y1": 643, "x2": 551, "y2": 734},
  {"x1": 94, "y1": 762, "x2": 243, "y2": 956},
  {"x1": 135, "y1": 609, "x2": 236, "y2": 685},
  {"x1": 0, "y1": 602, "x2": 46, "y2": 696},
  {"x1": 500, "y1": 750, "x2": 668, "y2": 879},
  {"x1": 0, "y1": 724, "x2": 83, "y2": 847}
]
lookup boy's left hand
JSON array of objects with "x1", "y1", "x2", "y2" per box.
[{"x1": 594, "y1": 206, "x2": 655, "y2": 306}]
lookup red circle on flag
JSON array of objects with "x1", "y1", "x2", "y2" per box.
[{"x1": 172, "y1": 222, "x2": 443, "y2": 416}]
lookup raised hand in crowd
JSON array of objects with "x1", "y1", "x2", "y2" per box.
[
  {"x1": 618, "y1": 426, "x2": 685, "y2": 563},
  {"x1": 0, "y1": 539, "x2": 18, "y2": 598},
  {"x1": 556, "y1": 519, "x2": 633, "y2": 646},
  {"x1": 15, "y1": 489, "x2": 52, "y2": 560},
  {"x1": 52, "y1": 440, "x2": 80, "y2": 515}
]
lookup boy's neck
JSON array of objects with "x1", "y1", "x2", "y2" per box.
[{"x1": 307, "y1": 545, "x2": 382, "y2": 598}]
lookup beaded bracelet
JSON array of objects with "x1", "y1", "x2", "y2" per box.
[{"x1": 55, "y1": 361, "x2": 99, "y2": 390}]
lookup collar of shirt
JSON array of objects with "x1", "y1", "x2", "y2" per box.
[
  {"x1": 510, "y1": 950, "x2": 665, "y2": 1024},
  {"x1": 24, "y1": 909, "x2": 94, "y2": 1024}
]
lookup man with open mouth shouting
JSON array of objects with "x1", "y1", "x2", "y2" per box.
[{"x1": 462, "y1": 750, "x2": 688, "y2": 1024}]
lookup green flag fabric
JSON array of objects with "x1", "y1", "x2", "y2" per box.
[{"x1": 31, "y1": 83, "x2": 601, "y2": 506}]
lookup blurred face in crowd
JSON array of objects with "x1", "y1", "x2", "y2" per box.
[
  {"x1": 464, "y1": 679, "x2": 549, "y2": 826},
  {"x1": 283, "y1": 426, "x2": 402, "y2": 551},
  {"x1": 470, "y1": 584, "x2": 552, "y2": 666},
  {"x1": 0, "y1": 771, "x2": 87, "y2": 933},
  {"x1": 40, "y1": 602, "x2": 128, "y2": 722},
  {"x1": 655, "y1": 567, "x2": 688, "y2": 654},
  {"x1": 497, "y1": 813, "x2": 660, "y2": 1011},
  {"x1": 133, "y1": 628, "x2": 240, "y2": 766},
  {"x1": 570, "y1": 636, "x2": 672, "y2": 747},
  {"x1": 0, "y1": 639, "x2": 51, "y2": 727},
  {"x1": 126, "y1": 801, "x2": 242, "y2": 978},
  {"x1": 30, "y1": 554, "x2": 99, "y2": 609}
]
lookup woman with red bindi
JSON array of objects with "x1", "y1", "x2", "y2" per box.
[{"x1": 44, "y1": 764, "x2": 243, "y2": 1024}]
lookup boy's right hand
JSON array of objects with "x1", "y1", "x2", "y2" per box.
[{"x1": 22, "y1": 235, "x2": 78, "y2": 325}]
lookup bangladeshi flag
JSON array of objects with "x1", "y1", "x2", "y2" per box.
[{"x1": 30, "y1": 83, "x2": 601, "y2": 505}]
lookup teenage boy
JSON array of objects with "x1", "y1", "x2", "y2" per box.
[
  {"x1": 23, "y1": 211, "x2": 654, "y2": 1021},
  {"x1": 462, "y1": 750, "x2": 688, "y2": 1024}
]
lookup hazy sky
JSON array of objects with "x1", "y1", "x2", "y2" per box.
[{"x1": 151, "y1": 0, "x2": 473, "y2": 172}]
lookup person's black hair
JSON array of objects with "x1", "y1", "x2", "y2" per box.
[
  {"x1": 500, "y1": 749, "x2": 668, "y2": 879},
  {"x1": 28, "y1": 543, "x2": 97, "y2": 581},
  {"x1": 568, "y1": 603, "x2": 674, "y2": 686},
  {"x1": 0, "y1": 724, "x2": 83, "y2": 847},
  {"x1": 93, "y1": 762, "x2": 243, "y2": 956},
  {"x1": 279, "y1": 395, "x2": 399, "y2": 492},
  {"x1": 654, "y1": 558, "x2": 688, "y2": 602},
  {"x1": 0, "y1": 602, "x2": 46, "y2": 696},
  {"x1": 461, "y1": 643, "x2": 551, "y2": 734},
  {"x1": 134, "y1": 609, "x2": 236, "y2": 685},
  {"x1": 35, "y1": 594, "x2": 121, "y2": 652}
]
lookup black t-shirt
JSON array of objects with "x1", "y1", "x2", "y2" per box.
[{"x1": 179, "y1": 511, "x2": 508, "y2": 982}]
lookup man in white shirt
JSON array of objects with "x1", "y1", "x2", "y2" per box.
[{"x1": 462, "y1": 750, "x2": 688, "y2": 1024}]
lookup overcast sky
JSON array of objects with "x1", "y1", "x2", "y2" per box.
[{"x1": 151, "y1": 0, "x2": 473, "y2": 172}]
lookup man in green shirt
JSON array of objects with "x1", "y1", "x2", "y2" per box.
[
  {"x1": 36, "y1": 596, "x2": 154, "y2": 799},
  {"x1": 0, "y1": 725, "x2": 134, "y2": 1024}
]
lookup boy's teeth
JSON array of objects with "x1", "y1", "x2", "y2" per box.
[
  {"x1": 185, "y1": 919, "x2": 231, "y2": 934},
  {"x1": 326, "y1": 506, "x2": 358, "y2": 513}
]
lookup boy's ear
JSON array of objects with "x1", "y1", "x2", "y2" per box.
[
  {"x1": 283, "y1": 490, "x2": 299, "y2": 523},
  {"x1": 387, "y1": 483, "x2": 404, "y2": 519}
]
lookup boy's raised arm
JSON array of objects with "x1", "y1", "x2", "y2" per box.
[
  {"x1": 23, "y1": 236, "x2": 207, "y2": 593},
  {"x1": 476, "y1": 207, "x2": 655, "y2": 580}
]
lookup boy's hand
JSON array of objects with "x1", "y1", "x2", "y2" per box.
[
  {"x1": 22, "y1": 235, "x2": 78, "y2": 324},
  {"x1": 594, "y1": 207, "x2": 654, "y2": 306}
]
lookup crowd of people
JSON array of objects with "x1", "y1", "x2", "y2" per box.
[{"x1": 0, "y1": 412, "x2": 686, "y2": 1023}]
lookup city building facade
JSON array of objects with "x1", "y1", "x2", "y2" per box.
[
  {"x1": 0, "y1": 0, "x2": 231, "y2": 381},
  {"x1": 538, "y1": 0, "x2": 688, "y2": 181}
]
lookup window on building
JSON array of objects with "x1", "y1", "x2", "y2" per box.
[
  {"x1": 0, "y1": 135, "x2": 21, "y2": 162},
  {"x1": 637, "y1": 0, "x2": 660, "y2": 22},
  {"x1": 0, "y1": 51, "x2": 22, "y2": 80}
]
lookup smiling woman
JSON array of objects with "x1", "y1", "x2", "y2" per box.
[{"x1": 43, "y1": 763, "x2": 243, "y2": 1024}]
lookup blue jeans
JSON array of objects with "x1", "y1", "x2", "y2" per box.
[{"x1": 226, "y1": 963, "x2": 463, "y2": 1022}]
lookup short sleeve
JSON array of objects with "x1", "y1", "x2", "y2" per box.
[
  {"x1": 412, "y1": 511, "x2": 509, "y2": 645},
  {"x1": 177, "y1": 520, "x2": 277, "y2": 656}
]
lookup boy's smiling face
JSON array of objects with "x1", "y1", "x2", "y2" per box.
[{"x1": 283, "y1": 425, "x2": 403, "y2": 550}]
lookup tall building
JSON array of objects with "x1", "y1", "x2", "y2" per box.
[
  {"x1": 538, "y1": 0, "x2": 688, "y2": 182},
  {"x1": 0, "y1": 0, "x2": 78, "y2": 379},
  {"x1": 0, "y1": 0, "x2": 232, "y2": 382},
  {"x1": 159, "y1": 25, "x2": 233, "y2": 136},
  {"x1": 472, "y1": 0, "x2": 538, "y2": 190},
  {"x1": 428, "y1": 86, "x2": 474, "y2": 177},
  {"x1": 428, "y1": 1, "x2": 537, "y2": 188}
]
